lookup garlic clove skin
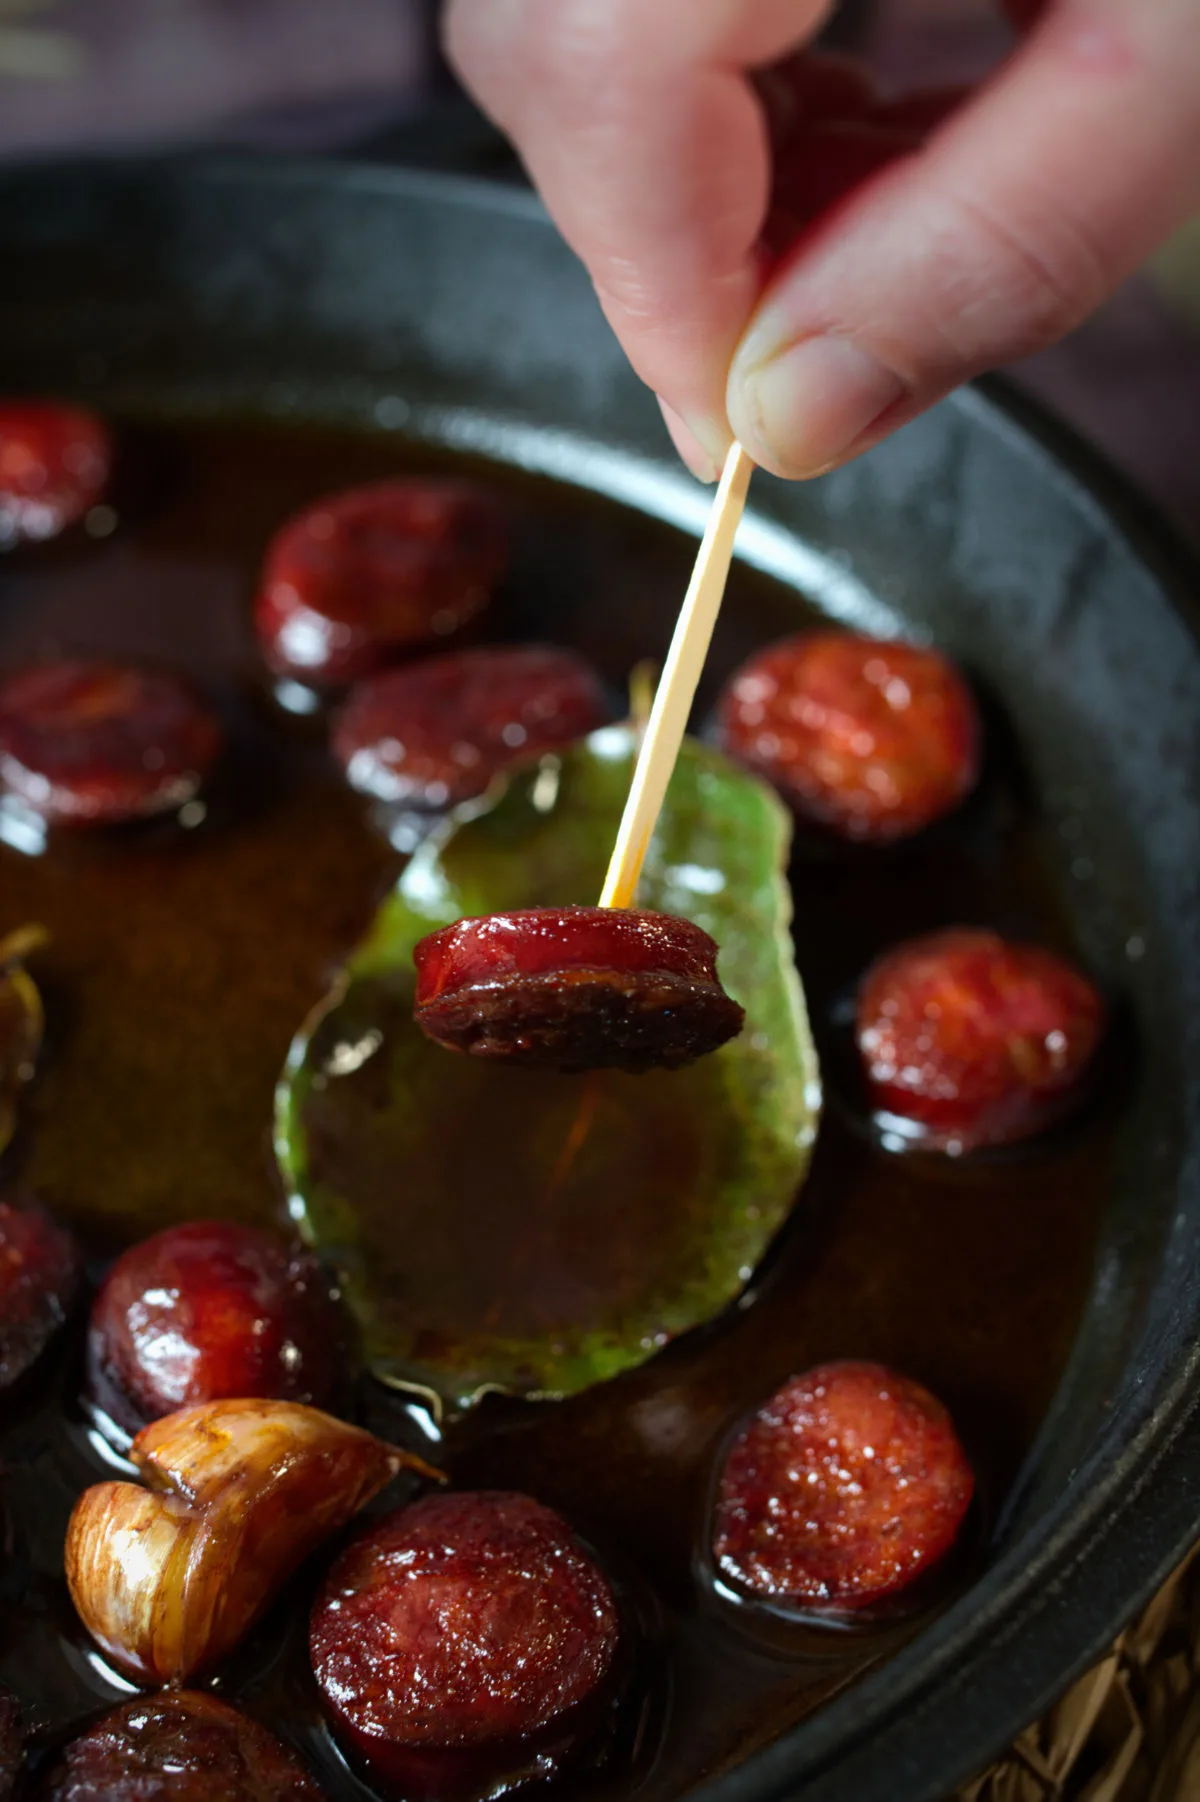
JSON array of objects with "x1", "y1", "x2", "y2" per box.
[
  {"x1": 66, "y1": 1397, "x2": 434, "y2": 1685},
  {"x1": 63, "y1": 1483, "x2": 190, "y2": 1683}
]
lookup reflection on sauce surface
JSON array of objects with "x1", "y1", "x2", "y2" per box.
[{"x1": 0, "y1": 421, "x2": 1106, "y2": 1799}]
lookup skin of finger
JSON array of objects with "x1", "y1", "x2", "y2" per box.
[
  {"x1": 729, "y1": 0, "x2": 1200, "y2": 477},
  {"x1": 445, "y1": 0, "x2": 835, "y2": 98},
  {"x1": 444, "y1": 0, "x2": 833, "y2": 457},
  {"x1": 658, "y1": 399, "x2": 721, "y2": 484}
]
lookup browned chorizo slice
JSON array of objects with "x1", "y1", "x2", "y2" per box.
[
  {"x1": 713, "y1": 1361, "x2": 974, "y2": 1611},
  {"x1": 333, "y1": 644, "x2": 608, "y2": 810},
  {"x1": 0, "y1": 1689, "x2": 21, "y2": 1799},
  {"x1": 310, "y1": 1490, "x2": 620, "y2": 1796},
  {"x1": 40, "y1": 1692, "x2": 321, "y2": 1801},
  {"x1": 0, "y1": 661, "x2": 221, "y2": 826},
  {"x1": 413, "y1": 906, "x2": 744, "y2": 1073},
  {"x1": 0, "y1": 402, "x2": 112, "y2": 547},
  {"x1": 717, "y1": 631, "x2": 979, "y2": 842},
  {"x1": 0, "y1": 1195, "x2": 80, "y2": 1391},
  {"x1": 255, "y1": 479, "x2": 506, "y2": 687},
  {"x1": 87, "y1": 1220, "x2": 346, "y2": 1435},
  {"x1": 856, "y1": 927, "x2": 1105, "y2": 1152}
]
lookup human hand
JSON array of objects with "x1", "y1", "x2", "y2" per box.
[{"x1": 445, "y1": 0, "x2": 1200, "y2": 481}]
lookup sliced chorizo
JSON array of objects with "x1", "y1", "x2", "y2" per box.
[
  {"x1": 0, "y1": 1195, "x2": 80, "y2": 1391},
  {"x1": 333, "y1": 644, "x2": 609, "y2": 810},
  {"x1": 0, "y1": 1690, "x2": 20, "y2": 1799},
  {"x1": 713, "y1": 1361, "x2": 974, "y2": 1611},
  {"x1": 0, "y1": 401, "x2": 112, "y2": 547},
  {"x1": 86, "y1": 1220, "x2": 346, "y2": 1435},
  {"x1": 856, "y1": 927, "x2": 1105, "y2": 1152},
  {"x1": 413, "y1": 906, "x2": 744, "y2": 1073},
  {"x1": 0, "y1": 661, "x2": 221, "y2": 826},
  {"x1": 40, "y1": 1692, "x2": 321, "y2": 1802},
  {"x1": 255, "y1": 479, "x2": 507, "y2": 687},
  {"x1": 717, "y1": 632, "x2": 980, "y2": 843},
  {"x1": 310, "y1": 1490, "x2": 620, "y2": 1796}
]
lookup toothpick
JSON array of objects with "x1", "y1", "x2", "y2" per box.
[{"x1": 599, "y1": 443, "x2": 753, "y2": 909}]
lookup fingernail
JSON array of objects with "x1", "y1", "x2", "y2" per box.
[
  {"x1": 687, "y1": 412, "x2": 733, "y2": 473},
  {"x1": 658, "y1": 398, "x2": 724, "y2": 484},
  {"x1": 735, "y1": 335, "x2": 907, "y2": 477}
]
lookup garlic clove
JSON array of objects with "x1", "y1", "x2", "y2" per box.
[
  {"x1": 64, "y1": 1482, "x2": 193, "y2": 1682},
  {"x1": 66, "y1": 1397, "x2": 436, "y2": 1685}
]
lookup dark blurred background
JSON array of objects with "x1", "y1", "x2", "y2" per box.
[{"x1": 0, "y1": 0, "x2": 1195, "y2": 547}]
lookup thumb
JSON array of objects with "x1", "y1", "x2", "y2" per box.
[{"x1": 728, "y1": 0, "x2": 1200, "y2": 479}]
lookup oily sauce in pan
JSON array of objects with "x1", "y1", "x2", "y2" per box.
[{"x1": 0, "y1": 419, "x2": 1109, "y2": 1797}]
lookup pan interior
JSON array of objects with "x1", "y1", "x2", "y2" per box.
[{"x1": 0, "y1": 159, "x2": 1195, "y2": 1802}]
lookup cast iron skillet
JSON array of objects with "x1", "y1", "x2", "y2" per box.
[{"x1": 0, "y1": 155, "x2": 1198, "y2": 1802}]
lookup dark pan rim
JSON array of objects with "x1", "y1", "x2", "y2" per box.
[{"x1": 1, "y1": 149, "x2": 1198, "y2": 1801}]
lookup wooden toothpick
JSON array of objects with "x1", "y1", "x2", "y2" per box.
[{"x1": 599, "y1": 442, "x2": 753, "y2": 909}]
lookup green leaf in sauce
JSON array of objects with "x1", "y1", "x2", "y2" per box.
[
  {"x1": 276, "y1": 727, "x2": 820, "y2": 1417},
  {"x1": 0, "y1": 925, "x2": 46, "y2": 1160}
]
